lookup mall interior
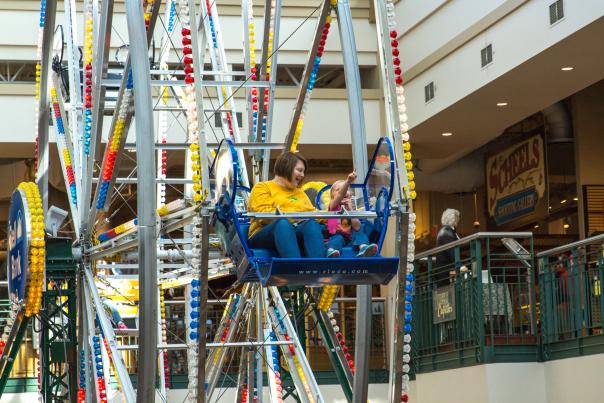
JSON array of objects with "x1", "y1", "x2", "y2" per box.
[{"x1": 0, "y1": 0, "x2": 602, "y2": 402}]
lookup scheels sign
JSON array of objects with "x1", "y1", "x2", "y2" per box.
[{"x1": 486, "y1": 135, "x2": 546, "y2": 225}]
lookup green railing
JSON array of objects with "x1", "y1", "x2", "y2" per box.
[
  {"x1": 412, "y1": 233, "x2": 538, "y2": 373},
  {"x1": 538, "y1": 234, "x2": 604, "y2": 360}
]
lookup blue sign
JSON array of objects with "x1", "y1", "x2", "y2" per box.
[
  {"x1": 494, "y1": 187, "x2": 539, "y2": 225},
  {"x1": 7, "y1": 189, "x2": 29, "y2": 303}
]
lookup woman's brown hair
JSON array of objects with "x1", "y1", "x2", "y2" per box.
[{"x1": 274, "y1": 151, "x2": 308, "y2": 180}]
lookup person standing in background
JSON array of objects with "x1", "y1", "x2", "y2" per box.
[{"x1": 434, "y1": 209, "x2": 462, "y2": 286}]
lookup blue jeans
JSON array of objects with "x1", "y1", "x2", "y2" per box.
[
  {"x1": 327, "y1": 230, "x2": 370, "y2": 252},
  {"x1": 249, "y1": 219, "x2": 325, "y2": 258}
]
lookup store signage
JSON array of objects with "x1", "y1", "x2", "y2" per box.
[
  {"x1": 433, "y1": 285, "x2": 456, "y2": 324},
  {"x1": 7, "y1": 189, "x2": 30, "y2": 304},
  {"x1": 486, "y1": 135, "x2": 545, "y2": 225}
]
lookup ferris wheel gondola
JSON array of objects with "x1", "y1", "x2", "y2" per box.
[{"x1": 212, "y1": 137, "x2": 400, "y2": 287}]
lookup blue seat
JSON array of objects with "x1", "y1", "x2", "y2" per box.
[{"x1": 211, "y1": 137, "x2": 400, "y2": 287}]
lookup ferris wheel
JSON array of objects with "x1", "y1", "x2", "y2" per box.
[{"x1": 0, "y1": 1, "x2": 417, "y2": 403}]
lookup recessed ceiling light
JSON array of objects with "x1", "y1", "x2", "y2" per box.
[
  {"x1": 534, "y1": 224, "x2": 539, "y2": 229},
  {"x1": 441, "y1": 132, "x2": 453, "y2": 137},
  {"x1": 561, "y1": 66, "x2": 574, "y2": 71},
  {"x1": 573, "y1": 197, "x2": 579, "y2": 201},
  {"x1": 563, "y1": 223, "x2": 570, "y2": 229},
  {"x1": 496, "y1": 102, "x2": 508, "y2": 107},
  {"x1": 560, "y1": 199, "x2": 567, "y2": 204}
]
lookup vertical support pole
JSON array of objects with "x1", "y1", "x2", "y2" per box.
[
  {"x1": 261, "y1": 0, "x2": 282, "y2": 182},
  {"x1": 475, "y1": 240, "x2": 485, "y2": 362},
  {"x1": 242, "y1": 0, "x2": 253, "y2": 141},
  {"x1": 197, "y1": 212, "x2": 210, "y2": 403},
  {"x1": 530, "y1": 238, "x2": 537, "y2": 338},
  {"x1": 36, "y1": 0, "x2": 57, "y2": 213},
  {"x1": 388, "y1": 212, "x2": 409, "y2": 403},
  {"x1": 82, "y1": 275, "x2": 101, "y2": 403},
  {"x1": 78, "y1": 272, "x2": 95, "y2": 403},
  {"x1": 336, "y1": 1, "x2": 370, "y2": 401},
  {"x1": 124, "y1": 1, "x2": 158, "y2": 402},
  {"x1": 256, "y1": 287, "x2": 265, "y2": 403},
  {"x1": 157, "y1": 287, "x2": 167, "y2": 400}
]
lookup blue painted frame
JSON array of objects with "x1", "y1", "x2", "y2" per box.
[{"x1": 211, "y1": 137, "x2": 399, "y2": 285}]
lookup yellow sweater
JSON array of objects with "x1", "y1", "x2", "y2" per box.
[{"x1": 247, "y1": 180, "x2": 317, "y2": 238}]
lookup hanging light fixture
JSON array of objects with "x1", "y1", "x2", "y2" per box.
[{"x1": 473, "y1": 191, "x2": 480, "y2": 228}]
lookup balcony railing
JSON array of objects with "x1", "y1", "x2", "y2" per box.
[
  {"x1": 538, "y1": 234, "x2": 604, "y2": 360},
  {"x1": 412, "y1": 233, "x2": 538, "y2": 373}
]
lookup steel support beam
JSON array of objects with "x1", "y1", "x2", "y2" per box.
[
  {"x1": 124, "y1": 1, "x2": 158, "y2": 401},
  {"x1": 268, "y1": 287, "x2": 324, "y2": 402},
  {"x1": 261, "y1": 0, "x2": 282, "y2": 182},
  {"x1": 81, "y1": 0, "x2": 114, "y2": 234},
  {"x1": 188, "y1": 0, "x2": 211, "y2": 194},
  {"x1": 63, "y1": 0, "x2": 84, "y2": 210},
  {"x1": 88, "y1": 0, "x2": 161, "y2": 233},
  {"x1": 335, "y1": 1, "x2": 371, "y2": 401},
  {"x1": 373, "y1": 0, "x2": 410, "y2": 201},
  {"x1": 388, "y1": 212, "x2": 409, "y2": 402},
  {"x1": 196, "y1": 212, "x2": 210, "y2": 403},
  {"x1": 284, "y1": 0, "x2": 331, "y2": 150},
  {"x1": 50, "y1": 73, "x2": 80, "y2": 235},
  {"x1": 36, "y1": 0, "x2": 57, "y2": 214},
  {"x1": 84, "y1": 267, "x2": 135, "y2": 401}
]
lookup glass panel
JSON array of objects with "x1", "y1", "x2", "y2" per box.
[
  {"x1": 366, "y1": 140, "x2": 392, "y2": 210},
  {"x1": 213, "y1": 144, "x2": 235, "y2": 203}
]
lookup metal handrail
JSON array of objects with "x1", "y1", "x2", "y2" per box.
[
  {"x1": 414, "y1": 232, "x2": 533, "y2": 260},
  {"x1": 536, "y1": 233, "x2": 604, "y2": 258},
  {"x1": 243, "y1": 210, "x2": 378, "y2": 220}
]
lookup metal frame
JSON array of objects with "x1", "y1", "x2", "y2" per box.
[{"x1": 124, "y1": 1, "x2": 159, "y2": 402}]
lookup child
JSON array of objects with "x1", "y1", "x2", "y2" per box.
[{"x1": 326, "y1": 170, "x2": 378, "y2": 257}]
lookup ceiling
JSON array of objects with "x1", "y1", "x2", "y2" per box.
[{"x1": 409, "y1": 16, "x2": 604, "y2": 173}]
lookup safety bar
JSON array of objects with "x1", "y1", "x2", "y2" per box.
[{"x1": 243, "y1": 210, "x2": 378, "y2": 220}]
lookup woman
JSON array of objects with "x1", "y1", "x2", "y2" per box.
[
  {"x1": 247, "y1": 151, "x2": 326, "y2": 258},
  {"x1": 434, "y1": 208, "x2": 462, "y2": 286}
]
